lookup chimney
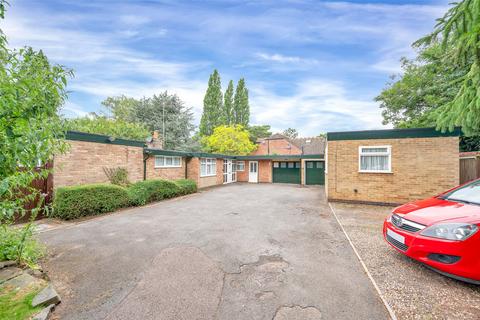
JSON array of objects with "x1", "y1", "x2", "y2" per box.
[{"x1": 148, "y1": 130, "x2": 164, "y2": 149}]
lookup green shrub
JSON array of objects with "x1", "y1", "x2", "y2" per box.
[
  {"x1": 103, "y1": 167, "x2": 130, "y2": 186},
  {"x1": 52, "y1": 184, "x2": 130, "y2": 220},
  {"x1": 0, "y1": 224, "x2": 44, "y2": 267},
  {"x1": 174, "y1": 179, "x2": 197, "y2": 195},
  {"x1": 127, "y1": 179, "x2": 181, "y2": 206}
]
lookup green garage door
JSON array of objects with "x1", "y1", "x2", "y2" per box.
[
  {"x1": 273, "y1": 161, "x2": 301, "y2": 184},
  {"x1": 305, "y1": 161, "x2": 325, "y2": 185}
]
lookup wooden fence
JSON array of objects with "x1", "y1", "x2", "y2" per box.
[
  {"x1": 15, "y1": 163, "x2": 54, "y2": 223},
  {"x1": 460, "y1": 152, "x2": 480, "y2": 184}
]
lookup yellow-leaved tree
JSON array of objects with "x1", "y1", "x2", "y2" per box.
[{"x1": 201, "y1": 125, "x2": 256, "y2": 155}]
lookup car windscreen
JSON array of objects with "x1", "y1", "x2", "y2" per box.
[{"x1": 442, "y1": 180, "x2": 480, "y2": 205}]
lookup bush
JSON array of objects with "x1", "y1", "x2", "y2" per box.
[
  {"x1": 127, "y1": 179, "x2": 181, "y2": 206},
  {"x1": 103, "y1": 167, "x2": 130, "y2": 186},
  {"x1": 0, "y1": 224, "x2": 44, "y2": 267},
  {"x1": 174, "y1": 179, "x2": 197, "y2": 195},
  {"x1": 52, "y1": 184, "x2": 130, "y2": 220}
]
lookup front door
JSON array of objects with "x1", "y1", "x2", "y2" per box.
[
  {"x1": 249, "y1": 161, "x2": 258, "y2": 183},
  {"x1": 223, "y1": 159, "x2": 235, "y2": 184}
]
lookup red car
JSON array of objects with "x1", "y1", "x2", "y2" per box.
[{"x1": 383, "y1": 179, "x2": 480, "y2": 284}]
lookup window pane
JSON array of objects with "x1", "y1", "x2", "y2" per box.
[
  {"x1": 280, "y1": 162, "x2": 287, "y2": 168},
  {"x1": 166, "y1": 157, "x2": 173, "y2": 166},
  {"x1": 307, "y1": 162, "x2": 314, "y2": 168},
  {"x1": 361, "y1": 155, "x2": 389, "y2": 171},
  {"x1": 173, "y1": 157, "x2": 181, "y2": 166},
  {"x1": 295, "y1": 162, "x2": 300, "y2": 168},
  {"x1": 288, "y1": 162, "x2": 294, "y2": 168},
  {"x1": 273, "y1": 162, "x2": 279, "y2": 168},
  {"x1": 201, "y1": 164, "x2": 206, "y2": 176},
  {"x1": 318, "y1": 162, "x2": 324, "y2": 169},
  {"x1": 155, "y1": 156, "x2": 164, "y2": 167}
]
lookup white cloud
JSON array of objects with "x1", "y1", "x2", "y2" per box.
[
  {"x1": 250, "y1": 79, "x2": 386, "y2": 136},
  {"x1": 1, "y1": 0, "x2": 449, "y2": 136}
]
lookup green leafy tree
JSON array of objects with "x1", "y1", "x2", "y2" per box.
[
  {"x1": 223, "y1": 80, "x2": 234, "y2": 125},
  {"x1": 233, "y1": 78, "x2": 250, "y2": 127},
  {"x1": 282, "y1": 128, "x2": 299, "y2": 139},
  {"x1": 100, "y1": 92, "x2": 195, "y2": 150},
  {"x1": 132, "y1": 92, "x2": 195, "y2": 150},
  {"x1": 0, "y1": 1, "x2": 72, "y2": 264},
  {"x1": 247, "y1": 125, "x2": 272, "y2": 142},
  {"x1": 200, "y1": 69, "x2": 223, "y2": 136},
  {"x1": 101, "y1": 95, "x2": 138, "y2": 121},
  {"x1": 201, "y1": 125, "x2": 257, "y2": 155},
  {"x1": 67, "y1": 115, "x2": 150, "y2": 141},
  {"x1": 375, "y1": 44, "x2": 467, "y2": 128},
  {"x1": 414, "y1": 0, "x2": 480, "y2": 135}
]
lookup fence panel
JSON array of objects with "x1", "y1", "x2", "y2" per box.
[{"x1": 460, "y1": 157, "x2": 479, "y2": 184}]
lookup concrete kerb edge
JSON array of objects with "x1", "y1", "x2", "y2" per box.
[
  {"x1": 327, "y1": 202, "x2": 398, "y2": 320},
  {"x1": 36, "y1": 190, "x2": 205, "y2": 234}
]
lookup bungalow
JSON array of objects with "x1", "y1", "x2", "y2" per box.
[{"x1": 53, "y1": 127, "x2": 461, "y2": 206}]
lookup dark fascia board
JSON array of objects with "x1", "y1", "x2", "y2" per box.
[
  {"x1": 236, "y1": 154, "x2": 324, "y2": 160},
  {"x1": 327, "y1": 127, "x2": 462, "y2": 141},
  {"x1": 144, "y1": 148, "x2": 191, "y2": 157},
  {"x1": 189, "y1": 152, "x2": 236, "y2": 159},
  {"x1": 144, "y1": 149, "x2": 236, "y2": 159},
  {"x1": 66, "y1": 131, "x2": 146, "y2": 147}
]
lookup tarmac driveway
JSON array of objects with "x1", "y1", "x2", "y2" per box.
[{"x1": 40, "y1": 183, "x2": 389, "y2": 320}]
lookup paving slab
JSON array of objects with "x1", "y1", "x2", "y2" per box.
[
  {"x1": 0, "y1": 267, "x2": 22, "y2": 284},
  {"x1": 40, "y1": 184, "x2": 390, "y2": 320},
  {"x1": 32, "y1": 284, "x2": 61, "y2": 307}
]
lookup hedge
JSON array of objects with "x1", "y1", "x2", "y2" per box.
[
  {"x1": 52, "y1": 184, "x2": 130, "y2": 220},
  {"x1": 174, "y1": 179, "x2": 197, "y2": 195},
  {"x1": 52, "y1": 179, "x2": 198, "y2": 220},
  {"x1": 127, "y1": 179, "x2": 180, "y2": 206}
]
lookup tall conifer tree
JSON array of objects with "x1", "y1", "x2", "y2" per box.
[
  {"x1": 223, "y1": 80, "x2": 234, "y2": 125},
  {"x1": 199, "y1": 69, "x2": 223, "y2": 136},
  {"x1": 233, "y1": 78, "x2": 250, "y2": 127}
]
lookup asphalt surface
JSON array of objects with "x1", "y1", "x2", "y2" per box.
[{"x1": 39, "y1": 183, "x2": 389, "y2": 320}]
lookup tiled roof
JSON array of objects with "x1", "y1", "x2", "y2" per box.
[{"x1": 291, "y1": 137, "x2": 326, "y2": 155}]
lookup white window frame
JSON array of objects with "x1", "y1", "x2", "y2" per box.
[
  {"x1": 358, "y1": 145, "x2": 392, "y2": 173},
  {"x1": 236, "y1": 161, "x2": 245, "y2": 171},
  {"x1": 200, "y1": 158, "x2": 217, "y2": 177},
  {"x1": 155, "y1": 155, "x2": 182, "y2": 168}
]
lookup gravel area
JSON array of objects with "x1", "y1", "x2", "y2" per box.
[{"x1": 331, "y1": 202, "x2": 480, "y2": 320}]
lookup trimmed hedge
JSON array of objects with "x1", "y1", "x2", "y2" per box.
[
  {"x1": 174, "y1": 179, "x2": 197, "y2": 195},
  {"x1": 52, "y1": 179, "x2": 198, "y2": 220},
  {"x1": 52, "y1": 184, "x2": 130, "y2": 220},
  {"x1": 128, "y1": 179, "x2": 181, "y2": 206}
]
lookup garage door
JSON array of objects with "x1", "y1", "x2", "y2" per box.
[
  {"x1": 305, "y1": 161, "x2": 325, "y2": 185},
  {"x1": 273, "y1": 161, "x2": 301, "y2": 184}
]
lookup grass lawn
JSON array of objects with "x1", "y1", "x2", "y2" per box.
[{"x1": 0, "y1": 281, "x2": 46, "y2": 320}]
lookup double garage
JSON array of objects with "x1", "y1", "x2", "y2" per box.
[{"x1": 272, "y1": 160, "x2": 325, "y2": 185}]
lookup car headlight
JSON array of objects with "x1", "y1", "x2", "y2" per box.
[{"x1": 420, "y1": 223, "x2": 478, "y2": 241}]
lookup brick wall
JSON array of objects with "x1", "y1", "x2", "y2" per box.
[
  {"x1": 146, "y1": 156, "x2": 186, "y2": 180},
  {"x1": 235, "y1": 160, "x2": 272, "y2": 183},
  {"x1": 53, "y1": 140, "x2": 144, "y2": 188},
  {"x1": 326, "y1": 137, "x2": 459, "y2": 205},
  {"x1": 252, "y1": 139, "x2": 302, "y2": 155},
  {"x1": 186, "y1": 157, "x2": 224, "y2": 188},
  {"x1": 237, "y1": 161, "x2": 248, "y2": 182},
  {"x1": 258, "y1": 160, "x2": 272, "y2": 183}
]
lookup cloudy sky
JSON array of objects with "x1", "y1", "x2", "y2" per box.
[{"x1": 2, "y1": 0, "x2": 449, "y2": 136}]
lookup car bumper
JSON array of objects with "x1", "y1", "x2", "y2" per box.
[{"x1": 383, "y1": 220, "x2": 480, "y2": 283}]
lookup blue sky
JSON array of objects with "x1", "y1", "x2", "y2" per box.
[{"x1": 2, "y1": 0, "x2": 449, "y2": 136}]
